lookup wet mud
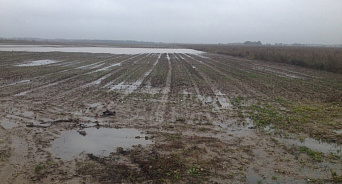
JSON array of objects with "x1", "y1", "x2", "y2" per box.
[{"x1": 0, "y1": 47, "x2": 341, "y2": 183}]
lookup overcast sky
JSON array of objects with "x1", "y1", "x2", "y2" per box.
[{"x1": 0, "y1": 0, "x2": 341, "y2": 44}]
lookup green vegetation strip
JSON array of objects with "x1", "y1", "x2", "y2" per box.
[{"x1": 247, "y1": 98, "x2": 342, "y2": 144}]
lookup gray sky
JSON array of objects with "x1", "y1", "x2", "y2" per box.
[{"x1": 0, "y1": 0, "x2": 341, "y2": 44}]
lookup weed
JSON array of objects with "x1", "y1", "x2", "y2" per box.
[
  {"x1": 167, "y1": 134, "x2": 181, "y2": 140},
  {"x1": 299, "y1": 146, "x2": 323, "y2": 162},
  {"x1": 232, "y1": 95, "x2": 244, "y2": 106},
  {"x1": 331, "y1": 170, "x2": 342, "y2": 182},
  {"x1": 329, "y1": 152, "x2": 342, "y2": 159},
  {"x1": 166, "y1": 169, "x2": 181, "y2": 180},
  {"x1": 46, "y1": 159, "x2": 54, "y2": 165},
  {"x1": 34, "y1": 164, "x2": 43, "y2": 172},
  {"x1": 198, "y1": 127, "x2": 209, "y2": 132},
  {"x1": 187, "y1": 165, "x2": 201, "y2": 177},
  {"x1": 248, "y1": 100, "x2": 342, "y2": 144}
]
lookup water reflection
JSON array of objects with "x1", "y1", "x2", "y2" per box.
[
  {"x1": 0, "y1": 45, "x2": 203, "y2": 54},
  {"x1": 51, "y1": 128, "x2": 152, "y2": 160}
]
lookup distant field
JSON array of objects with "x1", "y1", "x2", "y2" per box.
[{"x1": 186, "y1": 44, "x2": 342, "y2": 74}]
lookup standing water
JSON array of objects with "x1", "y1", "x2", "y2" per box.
[
  {"x1": 51, "y1": 128, "x2": 152, "y2": 160},
  {"x1": 0, "y1": 45, "x2": 203, "y2": 54}
]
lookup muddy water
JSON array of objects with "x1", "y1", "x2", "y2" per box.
[
  {"x1": 0, "y1": 45, "x2": 203, "y2": 54},
  {"x1": 246, "y1": 169, "x2": 306, "y2": 184},
  {"x1": 283, "y1": 137, "x2": 342, "y2": 154},
  {"x1": 0, "y1": 120, "x2": 18, "y2": 129},
  {"x1": 51, "y1": 128, "x2": 152, "y2": 160},
  {"x1": 263, "y1": 126, "x2": 342, "y2": 155}
]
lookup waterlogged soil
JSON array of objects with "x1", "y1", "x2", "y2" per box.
[{"x1": 0, "y1": 48, "x2": 342, "y2": 183}]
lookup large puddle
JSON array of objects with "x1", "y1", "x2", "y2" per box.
[
  {"x1": 0, "y1": 45, "x2": 203, "y2": 54},
  {"x1": 16, "y1": 59, "x2": 60, "y2": 66},
  {"x1": 51, "y1": 128, "x2": 152, "y2": 160},
  {"x1": 281, "y1": 137, "x2": 342, "y2": 155},
  {"x1": 263, "y1": 125, "x2": 342, "y2": 155}
]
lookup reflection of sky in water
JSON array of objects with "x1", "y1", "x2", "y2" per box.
[
  {"x1": 0, "y1": 45, "x2": 203, "y2": 54},
  {"x1": 52, "y1": 128, "x2": 151, "y2": 160},
  {"x1": 281, "y1": 137, "x2": 342, "y2": 154},
  {"x1": 17, "y1": 59, "x2": 59, "y2": 66}
]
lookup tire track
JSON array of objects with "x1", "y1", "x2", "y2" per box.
[{"x1": 156, "y1": 53, "x2": 172, "y2": 123}]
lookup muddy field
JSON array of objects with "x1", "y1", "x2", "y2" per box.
[{"x1": 0, "y1": 47, "x2": 342, "y2": 183}]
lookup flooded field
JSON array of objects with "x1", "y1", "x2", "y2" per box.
[
  {"x1": 0, "y1": 45, "x2": 203, "y2": 54},
  {"x1": 0, "y1": 47, "x2": 342, "y2": 183}
]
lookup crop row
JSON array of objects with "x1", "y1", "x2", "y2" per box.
[
  {"x1": 144, "y1": 54, "x2": 169, "y2": 88},
  {"x1": 169, "y1": 54, "x2": 195, "y2": 96}
]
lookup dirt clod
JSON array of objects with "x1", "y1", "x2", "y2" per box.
[
  {"x1": 102, "y1": 110, "x2": 115, "y2": 116},
  {"x1": 78, "y1": 130, "x2": 86, "y2": 136}
]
